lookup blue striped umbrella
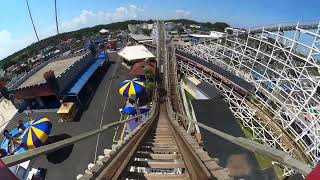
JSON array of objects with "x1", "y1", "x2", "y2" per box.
[
  {"x1": 19, "y1": 117, "x2": 52, "y2": 149},
  {"x1": 122, "y1": 102, "x2": 136, "y2": 115},
  {"x1": 119, "y1": 78, "x2": 145, "y2": 98},
  {"x1": 122, "y1": 104, "x2": 150, "y2": 115}
]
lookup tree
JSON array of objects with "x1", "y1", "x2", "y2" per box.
[
  {"x1": 144, "y1": 67, "x2": 154, "y2": 82},
  {"x1": 177, "y1": 26, "x2": 184, "y2": 35},
  {"x1": 226, "y1": 29, "x2": 233, "y2": 35},
  {"x1": 142, "y1": 29, "x2": 152, "y2": 36},
  {"x1": 144, "y1": 66, "x2": 155, "y2": 99},
  {"x1": 145, "y1": 81, "x2": 156, "y2": 98},
  {"x1": 146, "y1": 19, "x2": 154, "y2": 24}
]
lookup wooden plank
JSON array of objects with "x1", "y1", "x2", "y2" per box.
[
  {"x1": 131, "y1": 160, "x2": 185, "y2": 168},
  {"x1": 125, "y1": 172, "x2": 187, "y2": 180},
  {"x1": 140, "y1": 147, "x2": 179, "y2": 153},
  {"x1": 135, "y1": 152, "x2": 181, "y2": 160}
]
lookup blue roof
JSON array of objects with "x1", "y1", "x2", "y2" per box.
[
  {"x1": 98, "y1": 51, "x2": 107, "y2": 60},
  {"x1": 67, "y1": 52, "x2": 107, "y2": 95}
]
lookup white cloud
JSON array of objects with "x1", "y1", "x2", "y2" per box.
[
  {"x1": 175, "y1": 9, "x2": 191, "y2": 17},
  {"x1": 60, "y1": 5, "x2": 144, "y2": 32},
  {"x1": 0, "y1": 30, "x2": 34, "y2": 59}
]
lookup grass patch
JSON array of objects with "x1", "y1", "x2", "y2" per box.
[
  {"x1": 240, "y1": 124, "x2": 284, "y2": 179},
  {"x1": 185, "y1": 90, "x2": 195, "y2": 102},
  {"x1": 184, "y1": 90, "x2": 195, "y2": 111}
]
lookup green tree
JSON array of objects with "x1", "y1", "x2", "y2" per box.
[
  {"x1": 144, "y1": 66, "x2": 155, "y2": 99},
  {"x1": 144, "y1": 67, "x2": 154, "y2": 82},
  {"x1": 142, "y1": 29, "x2": 152, "y2": 36},
  {"x1": 145, "y1": 81, "x2": 156, "y2": 98},
  {"x1": 177, "y1": 26, "x2": 184, "y2": 35}
]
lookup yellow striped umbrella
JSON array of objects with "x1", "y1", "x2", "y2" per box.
[
  {"x1": 19, "y1": 117, "x2": 52, "y2": 149},
  {"x1": 119, "y1": 78, "x2": 145, "y2": 98}
]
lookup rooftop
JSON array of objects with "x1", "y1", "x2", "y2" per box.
[
  {"x1": 176, "y1": 49, "x2": 255, "y2": 92},
  {"x1": 18, "y1": 55, "x2": 85, "y2": 89},
  {"x1": 196, "y1": 81, "x2": 222, "y2": 99},
  {"x1": 189, "y1": 32, "x2": 225, "y2": 39},
  {"x1": 129, "y1": 34, "x2": 153, "y2": 42},
  {"x1": 189, "y1": 34, "x2": 212, "y2": 38},
  {"x1": 129, "y1": 61, "x2": 156, "y2": 76},
  {"x1": 118, "y1": 45, "x2": 155, "y2": 62}
]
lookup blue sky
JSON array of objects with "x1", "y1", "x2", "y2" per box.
[{"x1": 0, "y1": 0, "x2": 319, "y2": 59}]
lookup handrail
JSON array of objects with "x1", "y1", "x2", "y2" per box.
[{"x1": 1, "y1": 108, "x2": 155, "y2": 167}]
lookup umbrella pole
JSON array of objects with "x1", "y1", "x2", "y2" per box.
[{"x1": 136, "y1": 98, "x2": 141, "y2": 123}]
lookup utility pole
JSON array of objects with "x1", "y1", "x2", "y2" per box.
[
  {"x1": 54, "y1": 0, "x2": 59, "y2": 34},
  {"x1": 25, "y1": 0, "x2": 40, "y2": 42}
]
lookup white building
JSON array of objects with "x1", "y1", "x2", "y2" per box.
[
  {"x1": 189, "y1": 31, "x2": 225, "y2": 44},
  {"x1": 224, "y1": 27, "x2": 246, "y2": 35},
  {"x1": 0, "y1": 98, "x2": 18, "y2": 133},
  {"x1": 0, "y1": 69, "x2": 5, "y2": 78},
  {"x1": 209, "y1": 31, "x2": 225, "y2": 39}
]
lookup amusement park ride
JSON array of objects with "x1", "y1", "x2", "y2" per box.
[
  {"x1": 1, "y1": 1, "x2": 320, "y2": 178},
  {"x1": 0, "y1": 20, "x2": 319, "y2": 179}
]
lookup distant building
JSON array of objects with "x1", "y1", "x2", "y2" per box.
[
  {"x1": 128, "y1": 23, "x2": 154, "y2": 34},
  {"x1": 142, "y1": 23, "x2": 154, "y2": 30},
  {"x1": 189, "y1": 34, "x2": 212, "y2": 44},
  {"x1": 58, "y1": 38, "x2": 74, "y2": 52},
  {"x1": 190, "y1": 24, "x2": 201, "y2": 29},
  {"x1": 165, "y1": 22, "x2": 176, "y2": 31},
  {"x1": 0, "y1": 69, "x2": 5, "y2": 78},
  {"x1": 128, "y1": 24, "x2": 142, "y2": 34},
  {"x1": 209, "y1": 31, "x2": 225, "y2": 39},
  {"x1": 43, "y1": 46, "x2": 54, "y2": 52},
  {"x1": 6, "y1": 65, "x2": 16, "y2": 73},
  {"x1": 224, "y1": 27, "x2": 246, "y2": 35},
  {"x1": 118, "y1": 31, "x2": 128, "y2": 39},
  {"x1": 189, "y1": 31, "x2": 225, "y2": 44},
  {"x1": 129, "y1": 34, "x2": 153, "y2": 44}
]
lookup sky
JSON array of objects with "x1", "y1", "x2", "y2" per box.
[{"x1": 0, "y1": 0, "x2": 319, "y2": 59}]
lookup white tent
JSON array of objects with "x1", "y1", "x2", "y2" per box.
[{"x1": 118, "y1": 45, "x2": 155, "y2": 63}]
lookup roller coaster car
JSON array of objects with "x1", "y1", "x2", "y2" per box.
[{"x1": 57, "y1": 102, "x2": 78, "y2": 122}]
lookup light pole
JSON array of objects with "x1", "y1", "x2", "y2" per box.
[
  {"x1": 54, "y1": 0, "x2": 59, "y2": 34},
  {"x1": 25, "y1": 0, "x2": 40, "y2": 42}
]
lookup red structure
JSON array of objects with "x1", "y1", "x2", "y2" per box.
[
  {"x1": 306, "y1": 165, "x2": 320, "y2": 180},
  {"x1": 0, "y1": 159, "x2": 18, "y2": 180},
  {"x1": 129, "y1": 61, "x2": 156, "y2": 76}
]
